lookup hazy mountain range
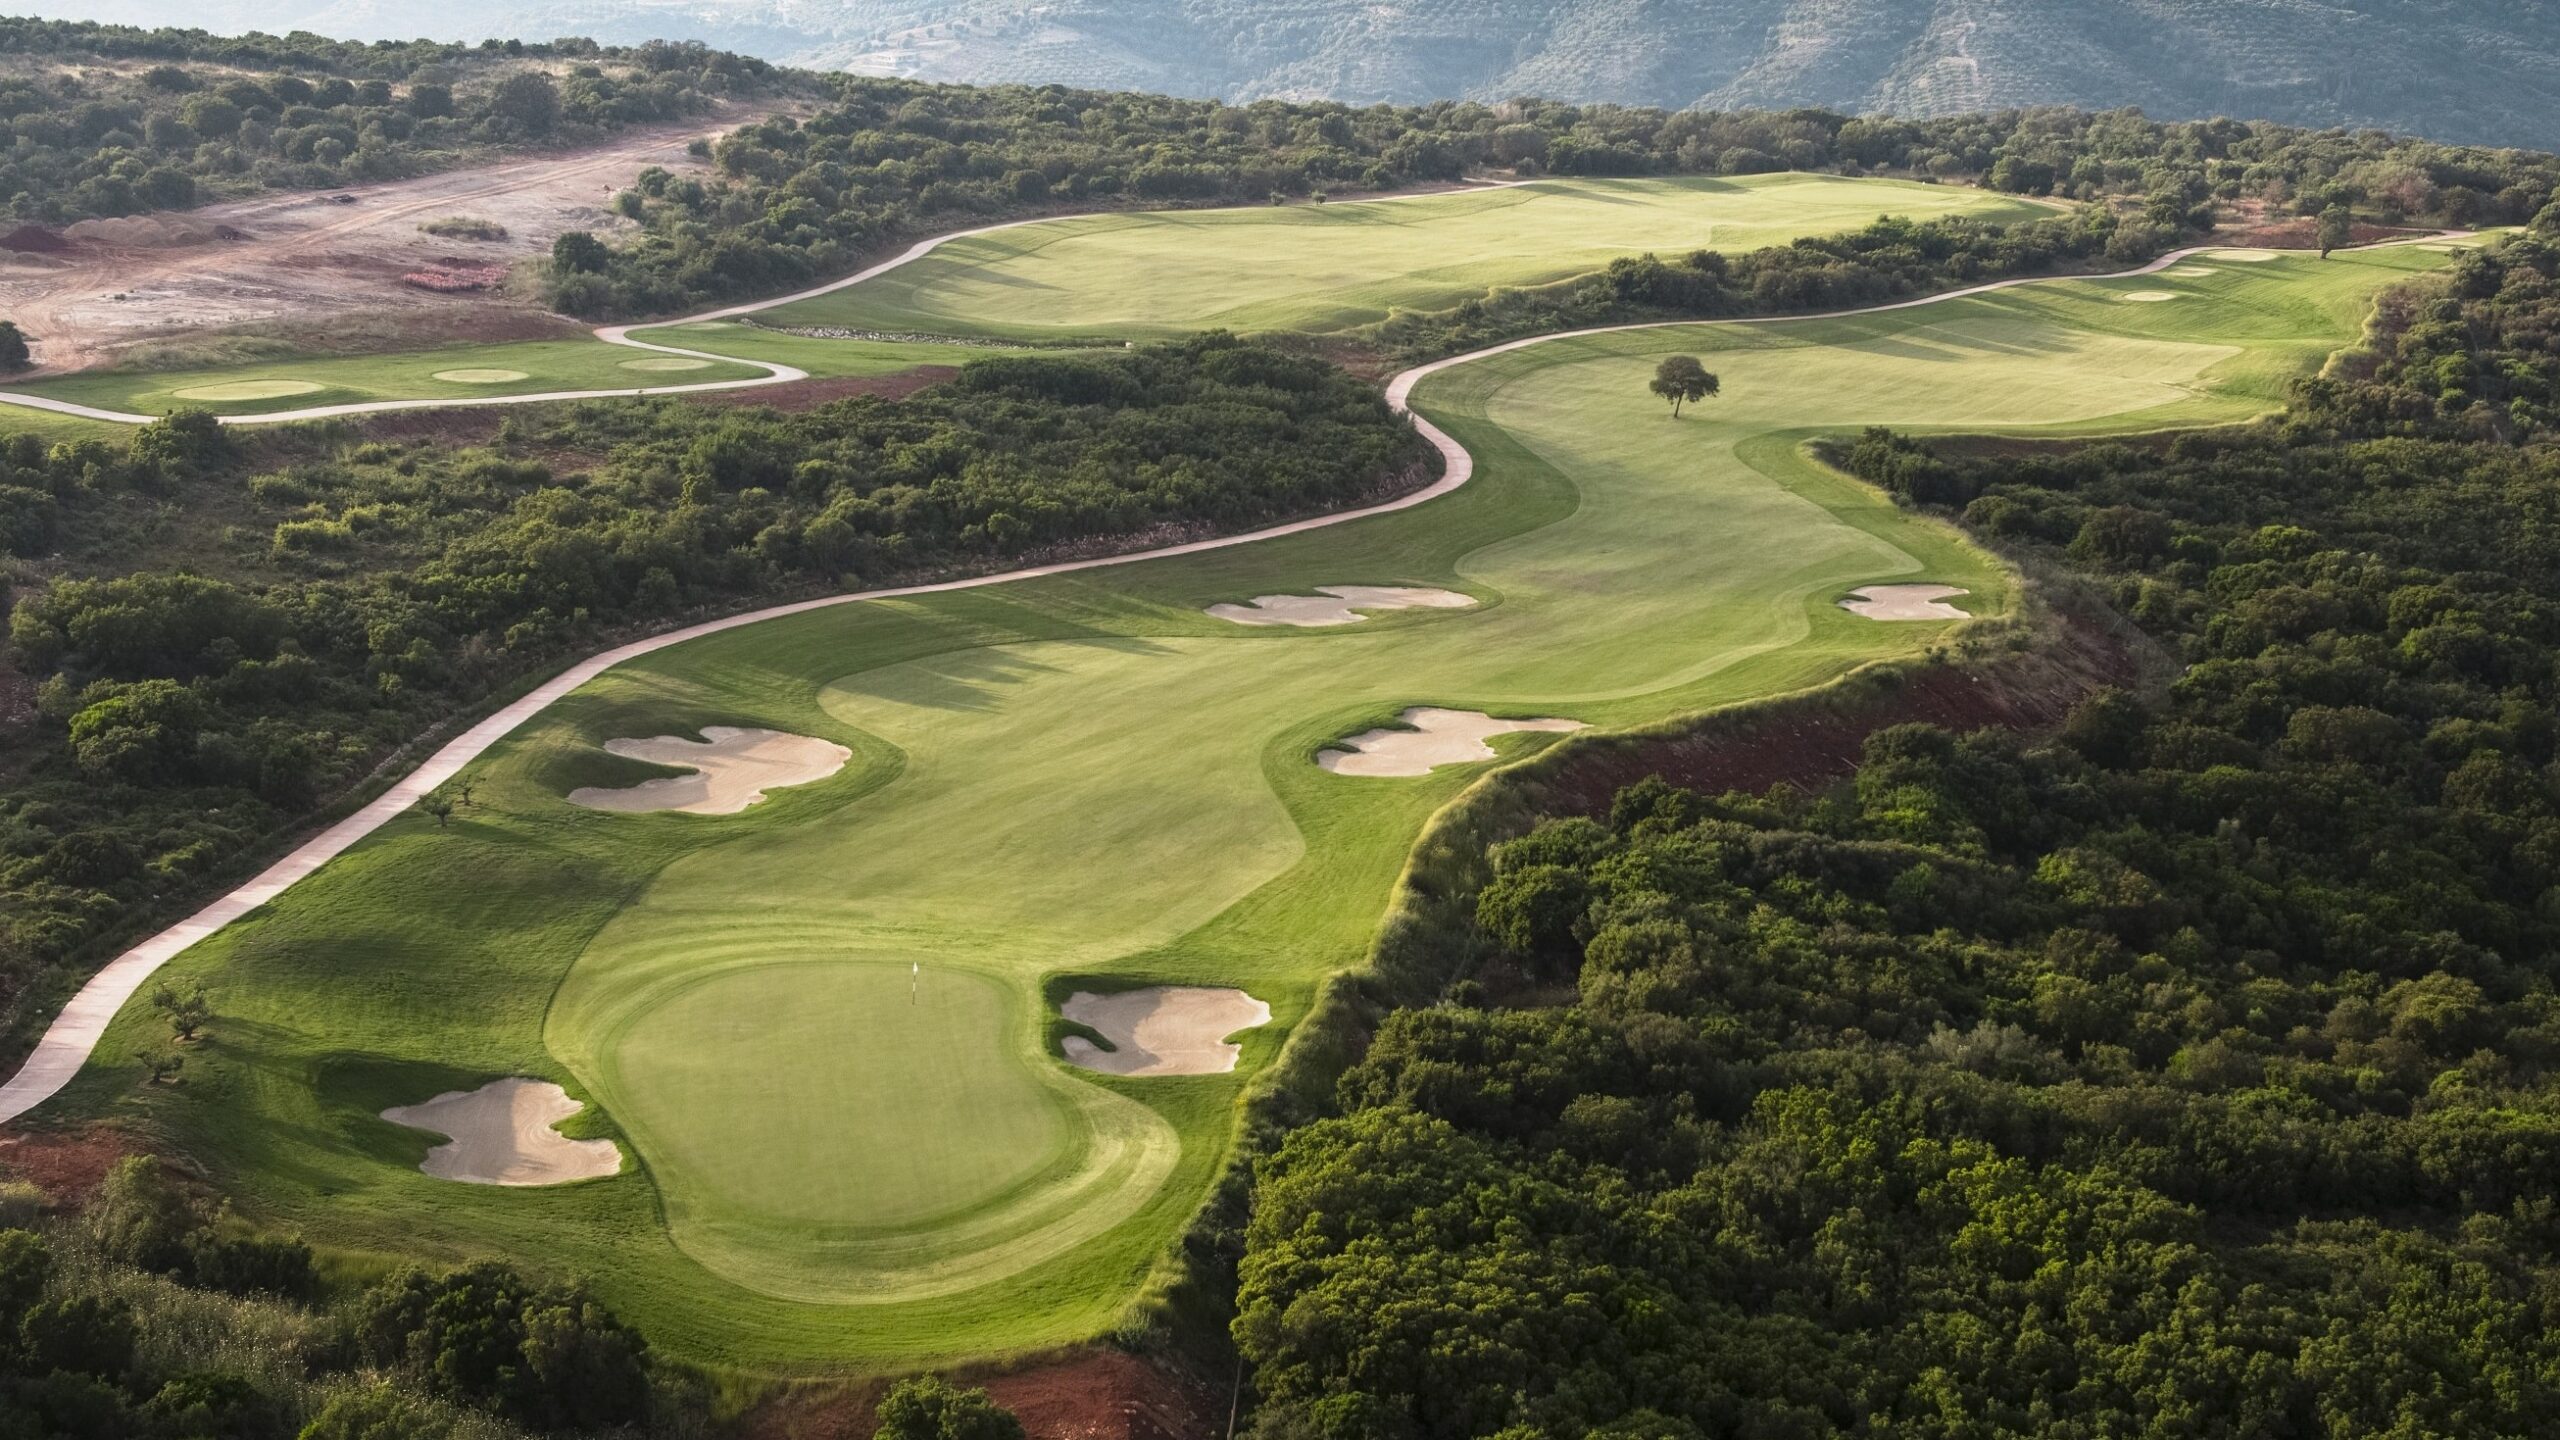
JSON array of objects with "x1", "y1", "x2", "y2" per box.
[{"x1": 29, "y1": 0, "x2": 2560, "y2": 149}]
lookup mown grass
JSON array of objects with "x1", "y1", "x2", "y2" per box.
[
  {"x1": 765, "y1": 173, "x2": 2051, "y2": 341},
  {"x1": 5, "y1": 339, "x2": 768, "y2": 417},
  {"x1": 38, "y1": 239, "x2": 2453, "y2": 1371}
]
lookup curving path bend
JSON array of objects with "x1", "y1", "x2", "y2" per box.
[{"x1": 0, "y1": 228, "x2": 2467, "y2": 1123}]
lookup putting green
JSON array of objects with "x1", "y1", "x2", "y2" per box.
[
  {"x1": 169, "y1": 378, "x2": 325, "y2": 401},
  {"x1": 619, "y1": 356, "x2": 715, "y2": 372},
  {"x1": 767, "y1": 173, "x2": 2051, "y2": 340},
  {"x1": 52, "y1": 237, "x2": 2456, "y2": 1368},
  {"x1": 432, "y1": 368, "x2": 531, "y2": 383}
]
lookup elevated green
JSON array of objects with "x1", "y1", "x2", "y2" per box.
[
  {"x1": 763, "y1": 174, "x2": 2049, "y2": 340},
  {"x1": 51, "y1": 244, "x2": 2449, "y2": 1370}
]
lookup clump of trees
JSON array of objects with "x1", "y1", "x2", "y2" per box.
[
  {"x1": 0, "y1": 336, "x2": 1427, "y2": 1049},
  {"x1": 0, "y1": 1154, "x2": 661, "y2": 1435},
  {"x1": 1234, "y1": 235, "x2": 2560, "y2": 1437},
  {"x1": 873, "y1": 1376, "x2": 1025, "y2": 1440}
]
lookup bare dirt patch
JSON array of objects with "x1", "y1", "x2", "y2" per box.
[
  {"x1": 1207, "y1": 584, "x2": 1475, "y2": 627},
  {"x1": 380, "y1": 1077, "x2": 621, "y2": 1186},
  {"x1": 1841, "y1": 584, "x2": 1973, "y2": 620},
  {"x1": 1542, "y1": 604, "x2": 2145, "y2": 817},
  {"x1": 1059, "y1": 987, "x2": 1270, "y2": 1076},
  {"x1": 0, "y1": 1124, "x2": 131, "y2": 1205},
  {"x1": 0, "y1": 103, "x2": 773, "y2": 373},
  {"x1": 568, "y1": 726, "x2": 851, "y2": 815},
  {"x1": 1320, "y1": 706, "x2": 1586, "y2": 777}
]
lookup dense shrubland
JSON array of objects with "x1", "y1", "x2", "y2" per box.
[
  {"x1": 0, "y1": 1156, "x2": 665, "y2": 1437},
  {"x1": 0, "y1": 19, "x2": 781, "y2": 223},
  {"x1": 1231, "y1": 241, "x2": 2560, "y2": 1435},
  {"x1": 0, "y1": 335, "x2": 1429, "y2": 1048},
  {"x1": 558, "y1": 88, "x2": 2560, "y2": 321}
]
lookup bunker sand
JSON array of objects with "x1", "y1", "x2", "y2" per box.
[
  {"x1": 1059, "y1": 987, "x2": 1271, "y2": 1076},
  {"x1": 1842, "y1": 584, "x2": 1974, "y2": 620},
  {"x1": 568, "y1": 727, "x2": 850, "y2": 815},
  {"x1": 1206, "y1": 584, "x2": 1476, "y2": 627},
  {"x1": 1319, "y1": 706, "x2": 1587, "y2": 777},
  {"x1": 381, "y1": 1077, "x2": 621, "y2": 1186}
]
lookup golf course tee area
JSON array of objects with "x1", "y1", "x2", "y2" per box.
[{"x1": 22, "y1": 178, "x2": 2458, "y2": 1368}]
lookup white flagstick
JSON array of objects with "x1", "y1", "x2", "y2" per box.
[{"x1": 911, "y1": 959, "x2": 918, "y2": 1006}]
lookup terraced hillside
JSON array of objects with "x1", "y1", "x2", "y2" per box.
[{"x1": 42, "y1": 0, "x2": 2560, "y2": 148}]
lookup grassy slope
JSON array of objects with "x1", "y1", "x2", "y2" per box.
[
  {"x1": 764, "y1": 173, "x2": 2050, "y2": 340},
  {"x1": 38, "y1": 241, "x2": 2452, "y2": 1370}
]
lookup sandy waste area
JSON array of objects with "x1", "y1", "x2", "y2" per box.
[
  {"x1": 381, "y1": 1077, "x2": 621, "y2": 1186},
  {"x1": 568, "y1": 726, "x2": 851, "y2": 815},
  {"x1": 1319, "y1": 706, "x2": 1586, "y2": 777},
  {"x1": 1060, "y1": 987, "x2": 1271, "y2": 1076},
  {"x1": 1207, "y1": 585, "x2": 1475, "y2": 627},
  {"x1": 0, "y1": 107, "x2": 769, "y2": 372},
  {"x1": 1840, "y1": 584, "x2": 1973, "y2": 620}
]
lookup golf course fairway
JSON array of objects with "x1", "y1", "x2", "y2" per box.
[
  {"x1": 34, "y1": 235, "x2": 2456, "y2": 1369},
  {"x1": 762, "y1": 172, "x2": 2050, "y2": 339}
]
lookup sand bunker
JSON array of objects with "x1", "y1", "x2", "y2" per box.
[
  {"x1": 432, "y1": 368, "x2": 529, "y2": 383},
  {"x1": 1841, "y1": 584, "x2": 1973, "y2": 620},
  {"x1": 2166, "y1": 266, "x2": 2218, "y2": 278},
  {"x1": 619, "y1": 356, "x2": 714, "y2": 372},
  {"x1": 1318, "y1": 706, "x2": 1586, "y2": 777},
  {"x1": 568, "y1": 726, "x2": 851, "y2": 815},
  {"x1": 1207, "y1": 585, "x2": 1476, "y2": 627},
  {"x1": 2120, "y1": 290, "x2": 2181, "y2": 303},
  {"x1": 170, "y1": 379, "x2": 324, "y2": 401},
  {"x1": 2213, "y1": 249, "x2": 2286, "y2": 263},
  {"x1": 381, "y1": 1077, "x2": 621, "y2": 1186},
  {"x1": 1059, "y1": 987, "x2": 1270, "y2": 1076}
]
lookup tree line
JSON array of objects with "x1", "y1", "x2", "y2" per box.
[
  {"x1": 548, "y1": 83, "x2": 2560, "y2": 322},
  {"x1": 1231, "y1": 237, "x2": 2560, "y2": 1437}
]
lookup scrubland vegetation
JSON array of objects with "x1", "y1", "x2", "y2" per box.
[
  {"x1": 1229, "y1": 232, "x2": 2560, "y2": 1440},
  {"x1": 0, "y1": 18, "x2": 781, "y2": 223}
]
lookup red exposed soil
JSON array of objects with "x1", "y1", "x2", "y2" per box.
[
  {"x1": 1542, "y1": 604, "x2": 2143, "y2": 817},
  {"x1": 728, "y1": 1349, "x2": 1221, "y2": 1440},
  {"x1": 975, "y1": 1349, "x2": 1227, "y2": 1440},
  {"x1": 0, "y1": 224, "x2": 67, "y2": 254},
  {"x1": 0, "y1": 1124, "x2": 131, "y2": 1204}
]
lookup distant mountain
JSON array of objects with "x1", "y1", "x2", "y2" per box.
[{"x1": 27, "y1": 0, "x2": 2560, "y2": 150}]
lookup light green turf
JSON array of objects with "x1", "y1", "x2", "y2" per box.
[
  {"x1": 48, "y1": 244, "x2": 2451, "y2": 1370},
  {"x1": 763, "y1": 173, "x2": 2052, "y2": 340},
  {"x1": 621, "y1": 322, "x2": 1030, "y2": 377},
  {"x1": 5, "y1": 339, "x2": 768, "y2": 417}
]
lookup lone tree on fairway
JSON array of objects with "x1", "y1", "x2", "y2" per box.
[
  {"x1": 2319, "y1": 204, "x2": 2353, "y2": 259},
  {"x1": 1651, "y1": 355, "x2": 1720, "y2": 417}
]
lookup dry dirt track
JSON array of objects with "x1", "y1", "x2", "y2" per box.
[{"x1": 0, "y1": 102, "x2": 776, "y2": 371}]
